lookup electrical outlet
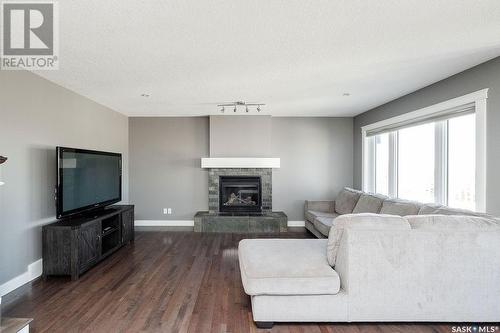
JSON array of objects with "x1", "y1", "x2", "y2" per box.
[{"x1": 167, "y1": 208, "x2": 172, "y2": 215}]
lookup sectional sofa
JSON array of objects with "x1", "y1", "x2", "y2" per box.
[
  {"x1": 304, "y1": 187, "x2": 495, "y2": 238},
  {"x1": 238, "y1": 188, "x2": 500, "y2": 327}
]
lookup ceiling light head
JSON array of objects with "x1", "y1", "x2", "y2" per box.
[
  {"x1": 257, "y1": 105, "x2": 261, "y2": 112},
  {"x1": 141, "y1": 93, "x2": 151, "y2": 98},
  {"x1": 220, "y1": 107, "x2": 225, "y2": 113},
  {"x1": 233, "y1": 106, "x2": 237, "y2": 112},
  {"x1": 245, "y1": 106, "x2": 249, "y2": 113}
]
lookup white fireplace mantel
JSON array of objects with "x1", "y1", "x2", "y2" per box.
[{"x1": 201, "y1": 157, "x2": 280, "y2": 169}]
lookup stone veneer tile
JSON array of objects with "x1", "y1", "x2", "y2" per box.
[{"x1": 193, "y1": 211, "x2": 287, "y2": 233}]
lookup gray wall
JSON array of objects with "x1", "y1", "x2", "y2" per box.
[
  {"x1": 0, "y1": 70, "x2": 129, "y2": 286},
  {"x1": 129, "y1": 116, "x2": 353, "y2": 221},
  {"x1": 353, "y1": 56, "x2": 500, "y2": 215},
  {"x1": 272, "y1": 117, "x2": 353, "y2": 219},
  {"x1": 129, "y1": 117, "x2": 209, "y2": 220},
  {"x1": 209, "y1": 115, "x2": 271, "y2": 157}
]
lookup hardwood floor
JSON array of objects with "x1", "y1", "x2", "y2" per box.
[{"x1": 2, "y1": 229, "x2": 455, "y2": 333}]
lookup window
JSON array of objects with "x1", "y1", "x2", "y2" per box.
[
  {"x1": 448, "y1": 113, "x2": 476, "y2": 210},
  {"x1": 362, "y1": 90, "x2": 487, "y2": 211},
  {"x1": 374, "y1": 133, "x2": 389, "y2": 196},
  {"x1": 397, "y1": 122, "x2": 435, "y2": 203}
]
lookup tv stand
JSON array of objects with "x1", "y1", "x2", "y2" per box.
[{"x1": 42, "y1": 205, "x2": 134, "y2": 280}]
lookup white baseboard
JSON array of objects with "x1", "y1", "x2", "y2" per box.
[
  {"x1": 287, "y1": 220, "x2": 305, "y2": 227},
  {"x1": 0, "y1": 259, "x2": 43, "y2": 298},
  {"x1": 135, "y1": 220, "x2": 306, "y2": 227},
  {"x1": 135, "y1": 220, "x2": 195, "y2": 227}
]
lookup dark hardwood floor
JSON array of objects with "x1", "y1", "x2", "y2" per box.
[{"x1": 2, "y1": 229, "x2": 455, "y2": 332}]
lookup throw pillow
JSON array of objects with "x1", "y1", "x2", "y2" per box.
[{"x1": 334, "y1": 187, "x2": 362, "y2": 215}]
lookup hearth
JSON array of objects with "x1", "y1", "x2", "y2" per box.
[{"x1": 219, "y1": 176, "x2": 262, "y2": 213}]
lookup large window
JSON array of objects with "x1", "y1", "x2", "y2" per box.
[{"x1": 362, "y1": 90, "x2": 487, "y2": 211}]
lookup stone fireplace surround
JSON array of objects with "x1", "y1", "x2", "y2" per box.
[
  {"x1": 194, "y1": 167, "x2": 287, "y2": 233},
  {"x1": 208, "y1": 168, "x2": 272, "y2": 213}
]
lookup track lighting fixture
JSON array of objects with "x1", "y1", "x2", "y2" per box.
[{"x1": 216, "y1": 101, "x2": 265, "y2": 114}]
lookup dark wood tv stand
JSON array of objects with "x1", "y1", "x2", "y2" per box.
[{"x1": 42, "y1": 205, "x2": 134, "y2": 280}]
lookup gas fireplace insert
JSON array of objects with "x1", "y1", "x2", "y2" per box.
[{"x1": 219, "y1": 176, "x2": 262, "y2": 213}]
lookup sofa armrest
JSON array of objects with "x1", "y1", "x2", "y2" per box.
[
  {"x1": 304, "y1": 200, "x2": 335, "y2": 213},
  {"x1": 334, "y1": 229, "x2": 500, "y2": 321}
]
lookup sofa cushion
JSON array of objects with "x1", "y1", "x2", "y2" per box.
[
  {"x1": 406, "y1": 214, "x2": 500, "y2": 230},
  {"x1": 352, "y1": 193, "x2": 388, "y2": 214},
  {"x1": 419, "y1": 204, "x2": 495, "y2": 218},
  {"x1": 238, "y1": 239, "x2": 340, "y2": 295},
  {"x1": 313, "y1": 215, "x2": 339, "y2": 236},
  {"x1": 380, "y1": 198, "x2": 421, "y2": 216},
  {"x1": 326, "y1": 213, "x2": 411, "y2": 267},
  {"x1": 334, "y1": 187, "x2": 362, "y2": 215},
  {"x1": 434, "y1": 207, "x2": 494, "y2": 219},
  {"x1": 435, "y1": 207, "x2": 477, "y2": 216},
  {"x1": 305, "y1": 210, "x2": 337, "y2": 223},
  {"x1": 418, "y1": 203, "x2": 443, "y2": 215}
]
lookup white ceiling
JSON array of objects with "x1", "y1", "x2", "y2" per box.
[{"x1": 35, "y1": 0, "x2": 500, "y2": 117}]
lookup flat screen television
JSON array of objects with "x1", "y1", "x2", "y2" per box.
[{"x1": 56, "y1": 147, "x2": 122, "y2": 218}]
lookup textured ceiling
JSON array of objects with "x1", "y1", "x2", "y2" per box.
[{"x1": 35, "y1": 0, "x2": 500, "y2": 117}]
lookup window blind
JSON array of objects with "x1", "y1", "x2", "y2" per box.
[{"x1": 365, "y1": 103, "x2": 475, "y2": 137}]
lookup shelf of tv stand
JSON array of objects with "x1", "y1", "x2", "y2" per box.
[
  {"x1": 42, "y1": 205, "x2": 134, "y2": 280},
  {"x1": 102, "y1": 227, "x2": 118, "y2": 237}
]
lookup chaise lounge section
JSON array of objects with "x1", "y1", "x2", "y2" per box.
[{"x1": 239, "y1": 213, "x2": 500, "y2": 327}]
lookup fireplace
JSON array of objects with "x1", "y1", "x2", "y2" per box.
[
  {"x1": 219, "y1": 176, "x2": 262, "y2": 213},
  {"x1": 208, "y1": 168, "x2": 271, "y2": 214}
]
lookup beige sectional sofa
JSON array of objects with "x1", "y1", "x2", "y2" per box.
[
  {"x1": 305, "y1": 187, "x2": 494, "y2": 238},
  {"x1": 238, "y1": 212, "x2": 500, "y2": 327}
]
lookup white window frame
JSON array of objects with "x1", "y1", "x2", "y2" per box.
[{"x1": 361, "y1": 89, "x2": 488, "y2": 212}]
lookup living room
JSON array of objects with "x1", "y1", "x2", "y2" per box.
[{"x1": 1, "y1": 1, "x2": 500, "y2": 332}]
